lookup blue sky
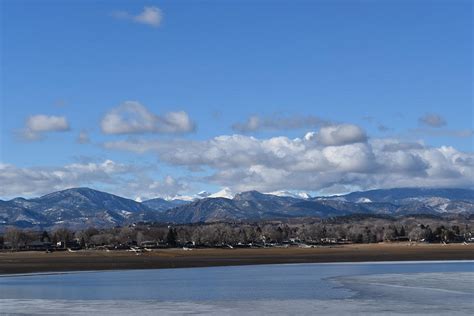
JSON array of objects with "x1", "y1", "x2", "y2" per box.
[{"x1": 1, "y1": 0, "x2": 472, "y2": 200}]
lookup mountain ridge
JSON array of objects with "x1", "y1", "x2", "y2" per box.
[{"x1": 1, "y1": 187, "x2": 473, "y2": 229}]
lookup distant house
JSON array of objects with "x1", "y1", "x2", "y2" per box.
[
  {"x1": 321, "y1": 237, "x2": 338, "y2": 244},
  {"x1": 56, "y1": 240, "x2": 81, "y2": 250},
  {"x1": 183, "y1": 241, "x2": 196, "y2": 248},
  {"x1": 140, "y1": 241, "x2": 157, "y2": 248},
  {"x1": 27, "y1": 240, "x2": 52, "y2": 251}
]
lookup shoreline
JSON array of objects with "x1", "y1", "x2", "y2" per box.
[
  {"x1": 2, "y1": 260, "x2": 474, "y2": 279},
  {"x1": 1, "y1": 243, "x2": 473, "y2": 275}
]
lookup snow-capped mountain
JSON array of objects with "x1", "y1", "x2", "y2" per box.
[
  {"x1": 1, "y1": 187, "x2": 473, "y2": 229},
  {"x1": 162, "y1": 190, "x2": 211, "y2": 202},
  {"x1": 196, "y1": 191, "x2": 211, "y2": 198},
  {"x1": 267, "y1": 190, "x2": 312, "y2": 199},
  {"x1": 0, "y1": 188, "x2": 154, "y2": 229},
  {"x1": 161, "y1": 188, "x2": 474, "y2": 224},
  {"x1": 208, "y1": 187, "x2": 235, "y2": 199},
  {"x1": 326, "y1": 188, "x2": 474, "y2": 204}
]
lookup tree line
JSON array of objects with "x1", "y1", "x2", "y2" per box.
[{"x1": 1, "y1": 215, "x2": 472, "y2": 250}]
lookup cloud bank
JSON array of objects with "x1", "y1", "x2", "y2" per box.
[
  {"x1": 104, "y1": 124, "x2": 474, "y2": 194},
  {"x1": 7, "y1": 115, "x2": 473, "y2": 199}
]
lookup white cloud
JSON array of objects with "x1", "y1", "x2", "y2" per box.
[
  {"x1": 113, "y1": 6, "x2": 162, "y2": 28},
  {"x1": 101, "y1": 101, "x2": 195, "y2": 135},
  {"x1": 21, "y1": 115, "x2": 70, "y2": 140},
  {"x1": 315, "y1": 124, "x2": 367, "y2": 146},
  {"x1": 125, "y1": 175, "x2": 188, "y2": 201},
  {"x1": 0, "y1": 160, "x2": 129, "y2": 198},
  {"x1": 0, "y1": 160, "x2": 186, "y2": 200},
  {"x1": 134, "y1": 6, "x2": 162, "y2": 27},
  {"x1": 4, "y1": 123, "x2": 473, "y2": 198},
  {"x1": 419, "y1": 113, "x2": 447, "y2": 128},
  {"x1": 322, "y1": 143, "x2": 375, "y2": 172},
  {"x1": 232, "y1": 114, "x2": 330, "y2": 132},
  {"x1": 104, "y1": 126, "x2": 474, "y2": 193}
]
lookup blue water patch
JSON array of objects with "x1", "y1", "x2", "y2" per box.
[{"x1": 0, "y1": 261, "x2": 473, "y2": 315}]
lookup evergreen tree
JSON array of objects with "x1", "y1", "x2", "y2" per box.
[
  {"x1": 399, "y1": 226, "x2": 406, "y2": 237},
  {"x1": 41, "y1": 231, "x2": 50, "y2": 242},
  {"x1": 166, "y1": 227, "x2": 177, "y2": 247}
]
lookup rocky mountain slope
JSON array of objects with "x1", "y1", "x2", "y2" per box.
[
  {"x1": 0, "y1": 188, "x2": 153, "y2": 228},
  {"x1": 1, "y1": 187, "x2": 473, "y2": 229}
]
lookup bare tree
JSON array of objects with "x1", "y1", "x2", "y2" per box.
[{"x1": 4, "y1": 228, "x2": 23, "y2": 250}]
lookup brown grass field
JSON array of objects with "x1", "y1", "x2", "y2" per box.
[{"x1": 0, "y1": 243, "x2": 473, "y2": 275}]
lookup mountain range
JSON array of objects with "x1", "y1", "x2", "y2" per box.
[{"x1": 1, "y1": 187, "x2": 473, "y2": 229}]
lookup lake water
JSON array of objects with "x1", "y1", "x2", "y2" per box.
[{"x1": 0, "y1": 261, "x2": 473, "y2": 315}]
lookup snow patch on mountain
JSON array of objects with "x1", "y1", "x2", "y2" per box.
[
  {"x1": 209, "y1": 187, "x2": 235, "y2": 199},
  {"x1": 267, "y1": 190, "x2": 312, "y2": 199},
  {"x1": 120, "y1": 210, "x2": 133, "y2": 218},
  {"x1": 165, "y1": 194, "x2": 197, "y2": 202},
  {"x1": 197, "y1": 191, "x2": 211, "y2": 198}
]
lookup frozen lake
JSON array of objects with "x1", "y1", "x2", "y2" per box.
[{"x1": 1, "y1": 261, "x2": 473, "y2": 315}]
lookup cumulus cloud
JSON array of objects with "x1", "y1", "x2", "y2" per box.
[
  {"x1": 0, "y1": 160, "x2": 186, "y2": 200},
  {"x1": 419, "y1": 113, "x2": 447, "y2": 128},
  {"x1": 113, "y1": 6, "x2": 162, "y2": 28},
  {"x1": 5, "y1": 122, "x2": 473, "y2": 197},
  {"x1": 101, "y1": 101, "x2": 195, "y2": 135},
  {"x1": 314, "y1": 124, "x2": 367, "y2": 146},
  {"x1": 104, "y1": 126, "x2": 474, "y2": 193},
  {"x1": 232, "y1": 114, "x2": 330, "y2": 132},
  {"x1": 21, "y1": 115, "x2": 70, "y2": 140},
  {"x1": 382, "y1": 142, "x2": 425, "y2": 152}
]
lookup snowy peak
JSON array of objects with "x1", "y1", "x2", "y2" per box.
[
  {"x1": 163, "y1": 191, "x2": 211, "y2": 202},
  {"x1": 209, "y1": 187, "x2": 235, "y2": 199},
  {"x1": 267, "y1": 190, "x2": 312, "y2": 199},
  {"x1": 197, "y1": 191, "x2": 211, "y2": 198},
  {"x1": 154, "y1": 189, "x2": 310, "y2": 202}
]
